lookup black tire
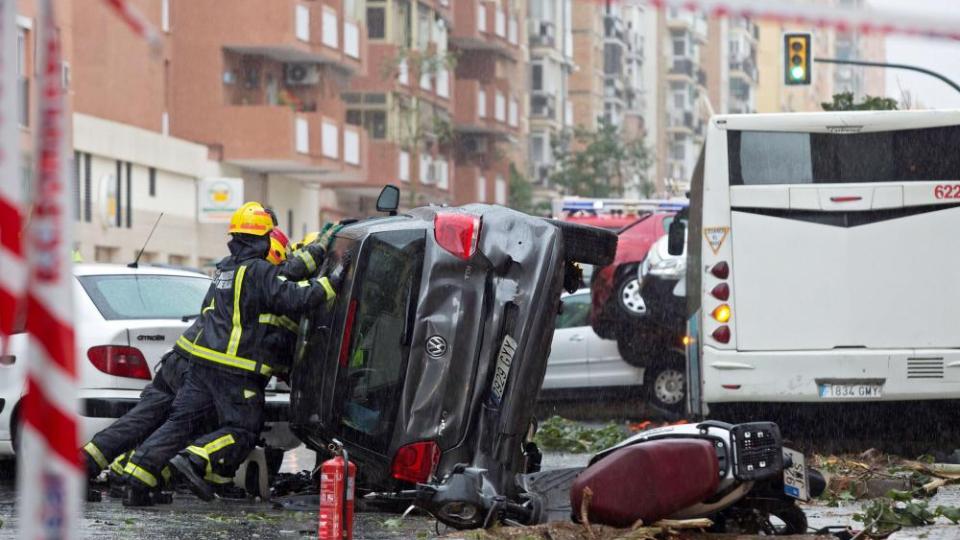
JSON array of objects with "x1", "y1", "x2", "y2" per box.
[
  {"x1": 644, "y1": 351, "x2": 686, "y2": 416},
  {"x1": 265, "y1": 447, "x2": 285, "y2": 480},
  {"x1": 614, "y1": 324, "x2": 668, "y2": 368},
  {"x1": 548, "y1": 220, "x2": 618, "y2": 266}
]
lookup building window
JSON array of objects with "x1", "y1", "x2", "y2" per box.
[
  {"x1": 672, "y1": 36, "x2": 685, "y2": 56},
  {"x1": 398, "y1": 150, "x2": 410, "y2": 182},
  {"x1": 670, "y1": 143, "x2": 685, "y2": 160},
  {"x1": 115, "y1": 161, "x2": 123, "y2": 228},
  {"x1": 83, "y1": 153, "x2": 91, "y2": 222},
  {"x1": 347, "y1": 93, "x2": 388, "y2": 140},
  {"x1": 530, "y1": 134, "x2": 547, "y2": 165},
  {"x1": 417, "y1": 4, "x2": 431, "y2": 50},
  {"x1": 17, "y1": 28, "x2": 28, "y2": 127},
  {"x1": 531, "y1": 64, "x2": 543, "y2": 91},
  {"x1": 168, "y1": 254, "x2": 187, "y2": 266},
  {"x1": 495, "y1": 175, "x2": 506, "y2": 205},
  {"x1": 73, "y1": 151, "x2": 80, "y2": 221},
  {"x1": 94, "y1": 246, "x2": 117, "y2": 263},
  {"x1": 476, "y1": 175, "x2": 487, "y2": 201},
  {"x1": 125, "y1": 162, "x2": 132, "y2": 229},
  {"x1": 149, "y1": 167, "x2": 156, "y2": 197},
  {"x1": 367, "y1": 5, "x2": 385, "y2": 39}
]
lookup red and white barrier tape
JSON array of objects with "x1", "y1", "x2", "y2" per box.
[
  {"x1": 0, "y1": 0, "x2": 22, "y2": 351},
  {"x1": 103, "y1": 0, "x2": 162, "y2": 51},
  {"x1": 17, "y1": 1, "x2": 81, "y2": 538},
  {"x1": 646, "y1": 0, "x2": 960, "y2": 41}
]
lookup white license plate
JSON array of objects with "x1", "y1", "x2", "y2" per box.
[
  {"x1": 783, "y1": 448, "x2": 808, "y2": 500},
  {"x1": 818, "y1": 383, "x2": 883, "y2": 399},
  {"x1": 491, "y1": 335, "x2": 518, "y2": 404}
]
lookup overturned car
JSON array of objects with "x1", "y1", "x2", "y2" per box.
[{"x1": 289, "y1": 187, "x2": 617, "y2": 519}]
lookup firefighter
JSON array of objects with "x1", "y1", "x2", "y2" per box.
[{"x1": 119, "y1": 202, "x2": 339, "y2": 506}]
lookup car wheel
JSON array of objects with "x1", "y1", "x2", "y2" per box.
[
  {"x1": 616, "y1": 276, "x2": 646, "y2": 318},
  {"x1": 547, "y1": 220, "x2": 618, "y2": 267},
  {"x1": 645, "y1": 361, "x2": 686, "y2": 416}
]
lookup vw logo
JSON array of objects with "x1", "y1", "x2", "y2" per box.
[{"x1": 426, "y1": 335, "x2": 447, "y2": 358}]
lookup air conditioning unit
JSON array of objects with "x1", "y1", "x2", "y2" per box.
[
  {"x1": 464, "y1": 136, "x2": 488, "y2": 154},
  {"x1": 285, "y1": 63, "x2": 320, "y2": 85}
]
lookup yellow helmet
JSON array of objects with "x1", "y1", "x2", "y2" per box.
[
  {"x1": 267, "y1": 228, "x2": 291, "y2": 265},
  {"x1": 228, "y1": 202, "x2": 274, "y2": 236},
  {"x1": 292, "y1": 231, "x2": 320, "y2": 251}
]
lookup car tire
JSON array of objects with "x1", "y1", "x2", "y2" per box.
[
  {"x1": 614, "y1": 324, "x2": 667, "y2": 368},
  {"x1": 548, "y1": 220, "x2": 618, "y2": 267},
  {"x1": 645, "y1": 353, "x2": 686, "y2": 416},
  {"x1": 616, "y1": 274, "x2": 646, "y2": 319}
]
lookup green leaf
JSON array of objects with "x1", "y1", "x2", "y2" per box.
[
  {"x1": 887, "y1": 489, "x2": 914, "y2": 502},
  {"x1": 936, "y1": 506, "x2": 960, "y2": 524}
]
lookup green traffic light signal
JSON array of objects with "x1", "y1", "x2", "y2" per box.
[{"x1": 784, "y1": 33, "x2": 812, "y2": 86}]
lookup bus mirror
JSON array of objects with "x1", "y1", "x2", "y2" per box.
[{"x1": 668, "y1": 220, "x2": 686, "y2": 256}]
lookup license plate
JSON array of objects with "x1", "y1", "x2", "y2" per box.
[
  {"x1": 491, "y1": 335, "x2": 518, "y2": 404},
  {"x1": 818, "y1": 383, "x2": 883, "y2": 399},
  {"x1": 783, "y1": 447, "x2": 808, "y2": 501}
]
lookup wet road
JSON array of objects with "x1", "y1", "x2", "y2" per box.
[{"x1": 0, "y1": 448, "x2": 958, "y2": 538}]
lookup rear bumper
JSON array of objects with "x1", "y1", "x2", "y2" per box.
[{"x1": 702, "y1": 347, "x2": 960, "y2": 403}]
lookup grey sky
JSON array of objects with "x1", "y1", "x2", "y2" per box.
[{"x1": 869, "y1": 0, "x2": 960, "y2": 108}]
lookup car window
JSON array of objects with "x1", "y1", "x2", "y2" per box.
[
  {"x1": 339, "y1": 230, "x2": 425, "y2": 453},
  {"x1": 555, "y1": 293, "x2": 590, "y2": 329},
  {"x1": 78, "y1": 274, "x2": 211, "y2": 320}
]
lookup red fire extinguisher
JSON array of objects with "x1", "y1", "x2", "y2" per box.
[{"x1": 318, "y1": 439, "x2": 356, "y2": 540}]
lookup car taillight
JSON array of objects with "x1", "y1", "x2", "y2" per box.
[
  {"x1": 434, "y1": 213, "x2": 481, "y2": 260},
  {"x1": 711, "y1": 283, "x2": 730, "y2": 301},
  {"x1": 391, "y1": 441, "x2": 440, "y2": 484},
  {"x1": 710, "y1": 261, "x2": 729, "y2": 279},
  {"x1": 712, "y1": 326, "x2": 731, "y2": 344},
  {"x1": 87, "y1": 346, "x2": 151, "y2": 380},
  {"x1": 338, "y1": 299, "x2": 358, "y2": 367}
]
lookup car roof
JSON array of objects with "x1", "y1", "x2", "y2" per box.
[{"x1": 72, "y1": 263, "x2": 209, "y2": 279}]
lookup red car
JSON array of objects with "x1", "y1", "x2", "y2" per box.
[{"x1": 588, "y1": 212, "x2": 675, "y2": 340}]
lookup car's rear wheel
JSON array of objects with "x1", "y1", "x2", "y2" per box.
[
  {"x1": 548, "y1": 220, "x2": 618, "y2": 267},
  {"x1": 645, "y1": 352, "x2": 686, "y2": 417}
]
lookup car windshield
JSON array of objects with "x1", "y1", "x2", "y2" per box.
[
  {"x1": 78, "y1": 274, "x2": 211, "y2": 320},
  {"x1": 337, "y1": 229, "x2": 425, "y2": 453}
]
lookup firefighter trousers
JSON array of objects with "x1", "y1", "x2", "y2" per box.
[
  {"x1": 81, "y1": 350, "x2": 194, "y2": 478},
  {"x1": 124, "y1": 360, "x2": 266, "y2": 489}
]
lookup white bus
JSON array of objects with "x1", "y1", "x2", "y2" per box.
[{"x1": 677, "y1": 110, "x2": 960, "y2": 416}]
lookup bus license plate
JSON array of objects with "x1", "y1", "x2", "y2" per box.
[
  {"x1": 818, "y1": 383, "x2": 883, "y2": 399},
  {"x1": 491, "y1": 335, "x2": 517, "y2": 404}
]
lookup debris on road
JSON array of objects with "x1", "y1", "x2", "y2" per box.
[
  {"x1": 533, "y1": 416, "x2": 627, "y2": 453},
  {"x1": 443, "y1": 521, "x2": 834, "y2": 540},
  {"x1": 853, "y1": 490, "x2": 960, "y2": 538}
]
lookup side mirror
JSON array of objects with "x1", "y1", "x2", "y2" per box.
[
  {"x1": 376, "y1": 185, "x2": 400, "y2": 215},
  {"x1": 667, "y1": 220, "x2": 686, "y2": 256}
]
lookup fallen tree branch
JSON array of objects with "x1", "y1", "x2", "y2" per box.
[{"x1": 580, "y1": 487, "x2": 598, "y2": 540}]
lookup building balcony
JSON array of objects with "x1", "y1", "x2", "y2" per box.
[
  {"x1": 730, "y1": 17, "x2": 758, "y2": 42},
  {"x1": 451, "y1": 1, "x2": 520, "y2": 58},
  {"x1": 530, "y1": 90, "x2": 558, "y2": 121},
  {"x1": 697, "y1": 67, "x2": 707, "y2": 87},
  {"x1": 453, "y1": 79, "x2": 519, "y2": 137},
  {"x1": 666, "y1": 9, "x2": 708, "y2": 41},
  {"x1": 454, "y1": 160, "x2": 510, "y2": 205},
  {"x1": 219, "y1": 106, "x2": 366, "y2": 179},
  {"x1": 604, "y1": 15, "x2": 627, "y2": 44},
  {"x1": 666, "y1": 111, "x2": 695, "y2": 135},
  {"x1": 667, "y1": 58, "x2": 695, "y2": 82},
  {"x1": 219, "y1": 0, "x2": 364, "y2": 74},
  {"x1": 729, "y1": 60, "x2": 758, "y2": 83},
  {"x1": 529, "y1": 19, "x2": 557, "y2": 50}
]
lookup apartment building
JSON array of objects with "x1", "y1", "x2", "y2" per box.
[
  {"x1": 702, "y1": 16, "x2": 760, "y2": 115},
  {"x1": 527, "y1": 0, "x2": 574, "y2": 194},
  {"x1": 569, "y1": 1, "x2": 604, "y2": 132},
  {"x1": 655, "y1": 7, "x2": 707, "y2": 196},
  {"x1": 450, "y1": 0, "x2": 526, "y2": 206}
]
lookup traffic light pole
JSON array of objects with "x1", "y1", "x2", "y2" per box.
[{"x1": 815, "y1": 57, "x2": 960, "y2": 96}]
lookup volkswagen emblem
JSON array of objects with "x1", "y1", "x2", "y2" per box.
[{"x1": 426, "y1": 335, "x2": 447, "y2": 358}]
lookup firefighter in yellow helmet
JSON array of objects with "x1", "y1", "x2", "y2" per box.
[{"x1": 112, "y1": 202, "x2": 340, "y2": 506}]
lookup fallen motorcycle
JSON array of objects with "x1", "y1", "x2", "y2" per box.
[{"x1": 391, "y1": 420, "x2": 824, "y2": 535}]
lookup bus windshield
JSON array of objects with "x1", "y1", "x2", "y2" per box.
[{"x1": 728, "y1": 126, "x2": 960, "y2": 185}]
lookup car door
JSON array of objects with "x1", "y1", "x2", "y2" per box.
[
  {"x1": 543, "y1": 293, "x2": 592, "y2": 390},
  {"x1": 587, "y1": 330, "x2": 644, "y2": 388}
]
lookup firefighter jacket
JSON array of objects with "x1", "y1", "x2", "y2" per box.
[{"x1": 175, "y1": 234, "x2": 333, "y2": 378}]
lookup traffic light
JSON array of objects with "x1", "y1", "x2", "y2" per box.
[{"x1": 784, "y1": 33, "x2": 811, "y2": 85}]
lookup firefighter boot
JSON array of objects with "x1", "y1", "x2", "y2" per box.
[
  {"x1": 121, "y1": 483, "x2": 155, "y2": 507},
  {"x1": 170, "y1": 454, "x2": 214, "y2": 501}
]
